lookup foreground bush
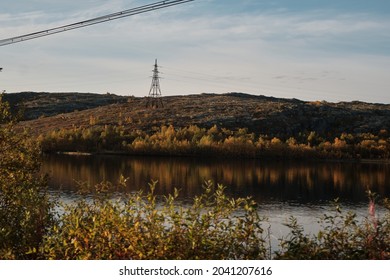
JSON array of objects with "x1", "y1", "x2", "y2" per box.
[
  {"x1": 0, "y1": 97, "x2": 54, "y2": 259},
  {"x1": 40, "y1": 181, "x2": 268, "y2": 260},
  {"x1": 276, "y1": 196, "x2": 390, "y2": 260},
  {"x1": 38, "y1": 180, "x2": 390, "y2": 260}
]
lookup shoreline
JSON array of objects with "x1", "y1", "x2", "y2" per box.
[{"x1": 47, "y1": 150, "x2": 390, "y2": 164}]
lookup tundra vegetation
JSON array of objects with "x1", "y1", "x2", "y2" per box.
[{"x1": 1, "y1": 97, "x2": 390, "y2": 260}]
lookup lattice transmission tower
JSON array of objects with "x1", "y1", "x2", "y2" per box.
[
  {"x1": 0, "y1": 68, "x2": 4, "y2": 94},
  {"x1": 146, "y1": 59, "x2": 164, "y2": 108}
]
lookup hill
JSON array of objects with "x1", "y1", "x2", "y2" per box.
[
  {"x1": 10, "y1": 91, "x2": 390, "y2": 138},
  {"x1": 2, "y1": 91, "x2": 127, "y2": 120}
]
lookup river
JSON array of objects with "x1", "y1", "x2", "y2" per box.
[{"x1": 41, "y1": 153, "x2": 390, "y2": 247}]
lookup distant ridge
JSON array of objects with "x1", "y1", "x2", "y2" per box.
[
  {"x1": 2, "y1": 92, "x2": 127, "y2": 120},
  {"x1": 6, "y1": 91, "x2": 390, "y2": 138}
]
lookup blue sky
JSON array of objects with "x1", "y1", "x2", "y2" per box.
[{"x1": 1, "y1": 0, "x2": 389, "y2": 103}]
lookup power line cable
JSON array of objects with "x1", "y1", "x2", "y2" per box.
[{"x1": 0, "y1": 0, "x2": 194, "y2": 46}]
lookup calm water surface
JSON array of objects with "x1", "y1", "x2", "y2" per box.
[{"x1": 41, "y1": 154, "x2": 390, "y2": 245}]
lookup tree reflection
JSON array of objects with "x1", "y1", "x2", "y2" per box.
[{"x1": 41, "y1": 154, "x2": 390, "y2": 204}]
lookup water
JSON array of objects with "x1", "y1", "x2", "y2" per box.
[
  {"x1": 41, "y1": 154, "x2": 390, "y2": 248},
  {"x1": 42, "y1": 153, "x2": 390, "y2": 203}
]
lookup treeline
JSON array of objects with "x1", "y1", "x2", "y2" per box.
[{"x1": 38, "y1": 124, "x2": 390, "y2": 160}]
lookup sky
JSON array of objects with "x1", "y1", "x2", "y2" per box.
[{"x1": 1, "y1": 0, "x2": 390, "y2": 103}]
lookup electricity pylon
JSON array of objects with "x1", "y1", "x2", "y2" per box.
[
  {"x1": 0, "y1": 68, "x2": 4, "y2": 94},
  {"x1": 146, "y1": 59, "x2": 164, "y2": 108}
]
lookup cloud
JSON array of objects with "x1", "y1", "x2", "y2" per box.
[
  {"x1": 4, "y1": 1, "x2": 388, "y2": 57},
  {"x1": 1, "y1": 1, "x2": 390, "y2": 103}
]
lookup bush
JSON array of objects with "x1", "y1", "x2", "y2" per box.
[
  {"x1": 39, "y1": 179, "x2": 390, "y2": 260},
  {"x1": 0, "y1": 96, "x2": 54, "y2": 259},
  {"x1": 40, "y1": 180, "x2": 269, "y2": 260},
  {"x1": 276, "y1": 196, "x2": 390, "y2": 260}
]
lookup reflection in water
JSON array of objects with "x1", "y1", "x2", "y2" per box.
[
  {"x1": 41, "y1": 154, "x2": 390, "y2": 205},
  {"x1": 42, "y1": 154, "x2": 390, "y2": 249}
]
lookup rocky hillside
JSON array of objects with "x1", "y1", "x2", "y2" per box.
[
  {"x1": 7, "y1": 91, "x2": 390, "y2": 138},
  {"x1": 2, "y1": 91, "x2": 127, "y2": 120}
]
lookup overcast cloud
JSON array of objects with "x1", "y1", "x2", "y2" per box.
[{"x1": 1, "y1": 0, "x2": 389, "y2": 103}]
